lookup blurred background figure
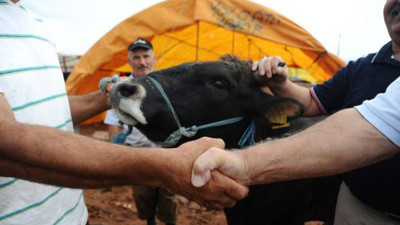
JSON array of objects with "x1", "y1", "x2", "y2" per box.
[{"x1": 104, "y1": 38, "x2": 178, "y2": 225}]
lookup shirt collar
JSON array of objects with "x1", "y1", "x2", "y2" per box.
[{"x1": 371, "y1": 41, "x2": 393, "y2": 64}]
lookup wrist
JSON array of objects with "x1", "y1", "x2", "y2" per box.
[
  {"x1": 234, "y1": 149, "x2": 252, "y2": 186},
  {"x1": 94, "y1": 90, "x2": 111, "y2": 111},
  {"x1": 269, "y1": 79, "x2": 295, "y2": 97},
  {"x1": 124, "y1": 147, "x2": 169, "y2": 187}
]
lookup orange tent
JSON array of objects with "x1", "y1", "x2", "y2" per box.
[{"x1": 67, "y1": 0, "x2": 345, "y2": 123}]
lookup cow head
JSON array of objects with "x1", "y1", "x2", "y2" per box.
[{"x1": 110, "y1": 55, "x2": 304, "y2": 147}]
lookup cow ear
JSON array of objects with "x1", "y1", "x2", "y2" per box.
[{"x1": 264, "y1": 97, "x2": 305, "y2": 124}]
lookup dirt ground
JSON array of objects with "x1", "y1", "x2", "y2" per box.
[{"x1": 79, "y1": 123, "x2": 228, "y2": 225}]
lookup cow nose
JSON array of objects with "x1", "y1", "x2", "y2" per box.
[{"x1": 117, "y1": 82, "x2": 138, "y2": 97}]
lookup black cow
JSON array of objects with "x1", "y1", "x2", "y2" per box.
[{"x1": 109, "y1": 55, "x2": 319, "y2": 225}]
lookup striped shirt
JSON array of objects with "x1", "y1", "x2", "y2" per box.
[{"x1": 0, "y1": 1, "x2": 88, "y2": 224}]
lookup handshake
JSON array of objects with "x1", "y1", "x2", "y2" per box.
[{"x1": 161, "y1": 137, "x2": 250, "y2": 211}]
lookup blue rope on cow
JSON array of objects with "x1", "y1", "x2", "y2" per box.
[
  {"x1": 147, "y1": 76, "x2": 244, "y2": 146},
  {"x1": 165, "y1": 117, "x2": 244, "y2": 145},
  {"x1": 238, "y1": 120, "x2": 256, "y2": 147},
  {"x1": 147, "y1": 76, "x2": 183, "y2": 130}
]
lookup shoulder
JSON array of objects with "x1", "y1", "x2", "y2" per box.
[
  {"x1": 355, "y1": 78, "x2": 400, "y2": 147},
  {"x1": 344, "y1": 53, "x2": 375, "y2": 71},
  {"x1": 345, "y1": 41, "x2": 393, "y2": 71}
]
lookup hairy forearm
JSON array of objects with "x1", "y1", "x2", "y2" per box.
[
  {"x1": 0, "y1": 118, "x2": 169, "y2": 187},
  {"x1": 0, "y1": 157, "x2": 121, "y2": 188},
  {"x1": 242, "y1": 108, "x2": 399, "y2": 185},
  {"x1": 68, "y1": 91, "x2": 110, "y2": 125}
]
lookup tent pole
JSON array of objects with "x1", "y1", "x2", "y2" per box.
[
  {"x1": 248, "y1": 38, "x2": 251, "y2": 60},
  {"x1": 232, "y1": 30, "x2": 235, "y2": 55},
  {"x1": 62, "y1": 56, "x2": 67, "y2": 72},
  {"x1": 196, "y1": 21, "x2": 199, "y2": 62}
]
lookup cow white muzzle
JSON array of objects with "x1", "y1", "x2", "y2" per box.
[{"x1": 110, "y1": 81, "x2": 147, "y2": 125}]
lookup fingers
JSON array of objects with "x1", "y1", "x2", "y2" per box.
[
  {"x1": 178, "y1": 198, "x2": 216, "y2": 211},
  {"x1": 214, "y1": 170, "x2": 249, "y2": 201},
  {"x1": 176, "y1": 195, "x2": 206, "y2": 211},
  {"x1": 99, "y1": 75, "x2": 131, "y2": 94},
  {"x1": 252, "y1": 56, "x2": 286, "y2": 78},
  {"x1": 99, "y1": 77, "x2": 113, "y2": 94},
  {"x1": 196, "y1": 137, "x2": 226, "y2": 150},
  {"x1": 107, "y1": 75, "x2": 131, "y2": 92},
  {"x1": 176, "y1": 195, "x2": 217, "y2": 211},
  {"x1": 99, "y1": 75, "x2": 134, "y2": 106},
  {"x1": 270, "y1": 57, "x2": 284, "y2": 75},
  {"x1": 188, "y1": 201, "x2": 204, "y2": 210},
  {"x1": 175, "y1": 195, "x2": 190, "y2": 204},
  {"x1": 208, "y1": 170, "x2": 249, "y2": 206},
  {"x1": 186, "y1": 169, "x2": 248, "y2": 210},
  {"x1": 191, "y1": 147, "x2": 226, "y2": 187},
  {"x1": 252, "y1": 58, "x2": 269, "y2": 76}
]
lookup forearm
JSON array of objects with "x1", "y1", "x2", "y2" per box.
[
  {"x1": 243, "y1": 108, "x2": 399, "y2": 185},
  {"x1": 0, "y1": 118, "x2": 169, "y2": 187},
  {"x1": 270, "y1": 81, "x2": 320, "y2": 116},
  {"x1": 68, "y1": 91, "x2": 110, "y2": 125},
  {"x1": 0, "y1": 157, "x2": 120, "y2": 188}
]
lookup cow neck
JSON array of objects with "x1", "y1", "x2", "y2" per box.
[{"x1": 147, "y1": 76, "x2": 246, "y2": 147}]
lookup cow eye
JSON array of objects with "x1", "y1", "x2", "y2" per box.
[{"x1": 214, "y1": 80, "x2": 225, "y2": 89}]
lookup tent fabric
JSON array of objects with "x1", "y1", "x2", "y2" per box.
[{"x1": 66, "y1": 0, "x2": 345, "y2": 123}]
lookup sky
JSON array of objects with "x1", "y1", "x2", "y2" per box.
[{"x1": 23, "y1": 0, "x2": 389, "y2": 62}]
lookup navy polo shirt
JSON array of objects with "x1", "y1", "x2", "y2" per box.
[{"x1": 311, "y1": 41, "x2": 400, "y2": 214}]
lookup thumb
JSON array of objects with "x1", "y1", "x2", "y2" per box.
[
  {"x1": 99, "y1": 77, "x2": 112, "y2": 94},
  {"x1": 191, "y1": 148, "x2": 226, "y2": 187}
]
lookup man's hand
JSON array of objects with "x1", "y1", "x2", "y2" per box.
[
  {"x1": 191, "y1": 148, "x2": 250, "y2": 189},
  {"x1": 252, "y1": 56, "x2": 289, "y2": 89},
  {"x1": 165, "y1": 138, "x2": 249, "y2": 210},
  {"x1": 99, "y1": 75, "x2": 130, "y2": 104}
]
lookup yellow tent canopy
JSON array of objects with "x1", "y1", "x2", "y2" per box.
[{"x1": 66, "y1": 0, "x2": 345, "y2": 123}]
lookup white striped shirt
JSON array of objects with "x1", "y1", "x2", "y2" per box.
[{"x1": 0, "y1": 1, "x2": 88, "y2": 224}]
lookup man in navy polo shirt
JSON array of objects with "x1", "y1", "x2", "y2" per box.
[{"x1": 251, "y1": 0, "x2": 400, "y2": 224}]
